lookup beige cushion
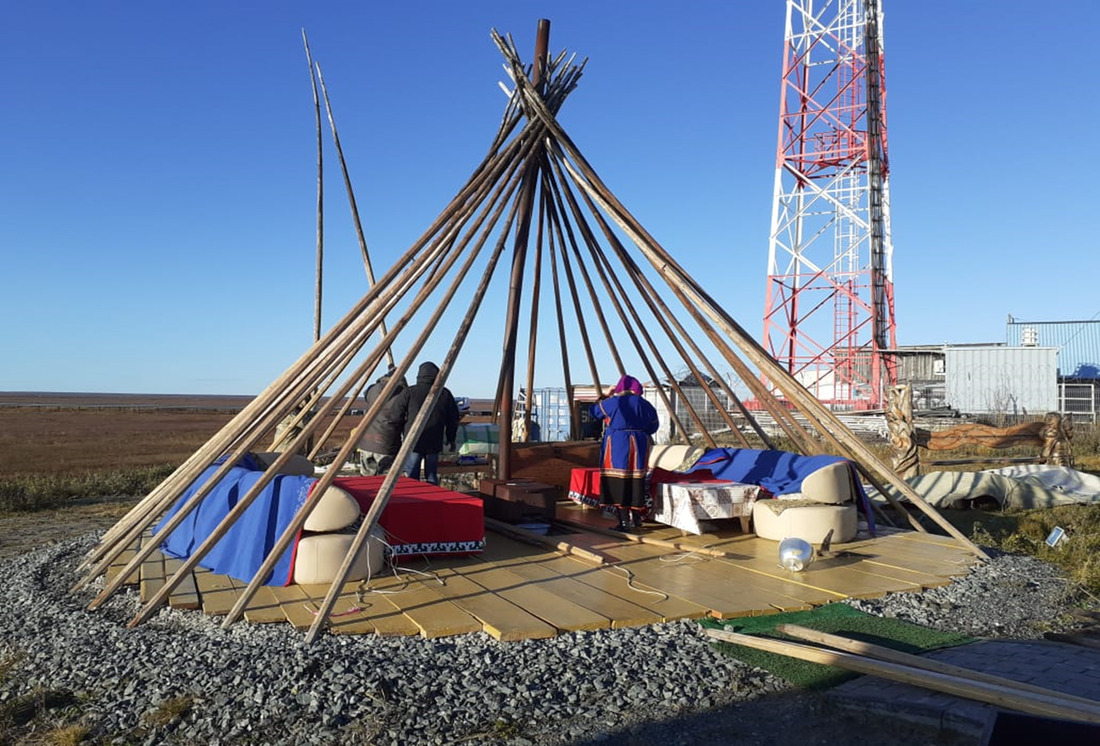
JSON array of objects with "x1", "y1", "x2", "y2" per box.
[
  {"x1": 293, "y1": 530, "x2": 385, "y2": 585},
  {"x1": 302, "y1": 485, "x2": 361, "y2": 532},
  {"x1": 252, "y1": 451, "x2": 316, "y2": 476},
  {"x1": 648, "y1": 444, "x2": 698, "y2": 471},
  {"x1": 751, "y1": 501, "x2": 857, "y2": 543},
  {"x1": 797, "y1": 461, "x2": 855, "y2": 505}
]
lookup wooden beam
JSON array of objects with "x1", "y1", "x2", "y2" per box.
[{"x1": 705, "y1": 628, "x2": 1100, "y2": 724}]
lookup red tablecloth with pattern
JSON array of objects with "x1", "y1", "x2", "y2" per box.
[{"x1": 333, "y1": 475, "x2": 484, "y2": 561}]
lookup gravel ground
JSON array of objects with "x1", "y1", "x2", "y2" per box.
[{"x1": 0, "y1": 534, "x2": 1090, "y2": 745}]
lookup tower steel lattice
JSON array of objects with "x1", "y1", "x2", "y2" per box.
[{"x1": 763, "y1": 0, "x2": 897, "y2": 410}]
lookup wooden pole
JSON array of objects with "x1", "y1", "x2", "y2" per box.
[
  {"x1": 301, "y1": 30, "x2": 324, "y2": 344},
  {"x1": 221, "y1": 163, "x2": 531, "y2": 634},
  {"x1": 545, "y1": 162, "x2": 706, "y2": 445},
  {"x1": 315, "y1": 62, "x2": 395, "y2": 368},
  {"x1": 776, "y1": 624, "x2": 1100, "y2": 709},
  {"x1": 513, "y1": 71, "x2": 975, "y2": 553},
  {"x1": 705, "y1": 628, "x2": 1100, "y2": 724},
  {"x1": 303, "y1": 202, "x2": 523, "y2": 644}
]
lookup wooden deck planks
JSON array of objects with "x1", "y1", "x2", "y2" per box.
[
  {"x1": 98, "y1": 512, "x2": 980, "y2": 641},
  {"x1": 560, "y1": 532, "x2": 816, "y2": 618},
  {"x1": 480, "y1": 535, "x2": 667, "y2": 628},
  {"x1": 445, "y1": 554, "x2": 611, "y2": 632},
  {"x1": 193, "y1": 567, "x2": 238, "y2": 617},
  {"x1": 297, "y1": 582, "x2": 418, "y2": 637},
  {"x1": 163, "y1": 558, "x2": 201, "y2": 610},
  {"x1": 418, "y1": 564, "x2": 558, "y2": 641},
  {"x1": 360, "y1": 570, "x2": 483, "y2": 638},
  {"x1": 138, "y1": 536, "x2": 165, "y2": 606},
  {"x1": 106, "y1": 546, "x2": 139, "y2": 587}
]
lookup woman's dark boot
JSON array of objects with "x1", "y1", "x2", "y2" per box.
[{"x1": 611, "y1": 507, "x2": 631, "y2": 532}]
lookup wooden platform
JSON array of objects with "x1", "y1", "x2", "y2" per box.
[{"x1": 108, "y1": 501, "x2": 979, "y2": 641}]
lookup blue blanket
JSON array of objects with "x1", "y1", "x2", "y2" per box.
[
  {"x1": 155, "y1": 460, "x2": 314, "y2": 586},
  {"x1": 688, "y1": 448, "x2": 875, "y2": 532}
]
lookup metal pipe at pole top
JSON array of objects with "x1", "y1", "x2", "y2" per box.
[{"x1": 533, "y1": 19, "x2": 550, "y2": 92}]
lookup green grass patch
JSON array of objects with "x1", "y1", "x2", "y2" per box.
[
  {"x1": 0, "y1": 465, "x2": 175, "y2": 513},
  {"x1": 700, "y1": 603, "x2": 973, "y2": 690},
  {"x1": 937, "y1": 503, "x2": 1100, "y2": 597}
]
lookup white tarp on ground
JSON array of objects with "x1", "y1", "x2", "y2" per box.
[{"x1": 866, "y1": 467, "x2": 1100, "y2": 510}]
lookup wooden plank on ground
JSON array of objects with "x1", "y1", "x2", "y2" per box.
[
  {"x1": 480, "y1": 534, "x2": 665, "y2": 628},
  {"x1": 105, "y1": 544, "x2": 139, "y2": 586},
  {"x1": 193, "y1": 567, "x2": 238, "y2": 617},
  {"x1": 163, "y1": 558, "x2": 201, "y2": 610},
  {"x1": 238, "y1": 584, "x2": 288, "y2": 624},
  {"x1": 562, "y1": 532, "x2": 815, "y2": 618},
  {"x1": 496, "y1": 541, "x2": 708, "y2": 623},
  {"x1": 686, "y1": 535, "x2": 926, "y2": 600},
  {"x1": 297, "y1": 582, "x2": 419, "y2": 637},
  {"x1": 360, "y1": 569, "x2": 483, "y2": 638},
  {"x1": 138, "y1": 542, "x2": 165, "y2": 606},
  {"x1": 421, "y1": 563, "x2": 558, "y2": 641},
  {"x1": 447, "y1": 554, "x2": 610, "y2": 632}
]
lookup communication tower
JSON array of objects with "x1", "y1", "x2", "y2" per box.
[{"x1": 763, "y1": 0, "x2": 897, "y2": 409}]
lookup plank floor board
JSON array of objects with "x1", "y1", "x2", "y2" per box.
[
  {"x1": 163, "y1": 558, "x2": 201, "y2": 610},
  {"x1": 423, "y1": 565, "x2": 558, "y2": 641},
  {"x1": 360, "y1": 571, "x2": 484, "y2": 638},
  {"x1": 480, "y1": 536, "x2": 666, "y2": 628},
  {"x1": 446, "y1": 555, "x2": 611, "y2": 632}
]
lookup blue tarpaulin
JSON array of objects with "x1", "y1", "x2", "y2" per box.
[{"x1": 155, "y1": 458, "x2": 314, "y2": 586}]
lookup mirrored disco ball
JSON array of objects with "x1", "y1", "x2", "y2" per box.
[{"x1": 777, "y1": 537, "x2": 815, "y2": 572}]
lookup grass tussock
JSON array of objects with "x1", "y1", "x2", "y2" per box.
[
  {"x1": 143, "y1": 694, "x2": 194, "y2": 728},
  {"x1": 43, "y1": 723, "x2": 92, "y2": 746},
  {"x1": 939, "y1": 504, "x2": 1100, "y2": 596},
  {"x1": 0, "y1": 465, "x2": 175, "y2": 513}
]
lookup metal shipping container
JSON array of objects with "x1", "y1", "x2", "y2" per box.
[
  {"x1": 529, "y1": 387, "x2": 572, "y2": 442},
  {"x1": 944, "y1": 346, "x2": 1057, "y2": 416}
]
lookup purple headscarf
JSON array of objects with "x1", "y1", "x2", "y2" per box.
[{"x1": 613, "y1": 374, "x2": 643, "y2": 396}]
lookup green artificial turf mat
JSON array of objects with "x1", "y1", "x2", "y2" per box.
[{"x1": 699, "y1": 603, "x2": 974, "y2": 690}]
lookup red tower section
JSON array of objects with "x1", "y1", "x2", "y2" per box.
[{"x1": 763, "y1": 0, "x2": 897, "y2": 409}]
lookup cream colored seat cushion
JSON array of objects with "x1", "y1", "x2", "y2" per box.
[
  {"x1": 293, "y1": 530, "x2": 385, "y2": 585},
  {"x1": 751, "y1": 501, "x2": 857, "y2": 543},
  {"x1": 302, "y1": 485, "x2": 361, "y2": 532},
  {"x1": 648, "y1": 444, "x2": 700, "y2": 471},
  {"x1": 795, "y1": 461, "x2": 855, "y2": 505}
]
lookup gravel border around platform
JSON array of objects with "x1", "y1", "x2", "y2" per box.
[{"x1": 0, "y1": 534, "x2": 1089, "y2": 745}]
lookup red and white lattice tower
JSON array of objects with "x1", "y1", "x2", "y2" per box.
[{"x1": 763, "y1": 0, "x2": 897, "y2": 410}]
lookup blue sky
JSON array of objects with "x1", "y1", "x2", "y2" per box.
[{"x1": 2, "y1": 1, "x2": 1097, "y2": 398}]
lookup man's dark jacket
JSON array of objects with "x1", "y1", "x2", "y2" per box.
[
  {"x1": 357, "y1": 372, "x2": 407, "y2": 455},
  {"x1": 390, "y1": 362, "x2": 460, "y2": 454}
]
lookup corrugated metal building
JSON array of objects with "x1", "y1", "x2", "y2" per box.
[
  {"x1": 944, "y1": 346, "x2": 1058, "y2": 417},
  {"x1": 1005, "y1": 316, "x2": 1100, "y2": 379}
]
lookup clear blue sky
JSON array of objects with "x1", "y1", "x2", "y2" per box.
[{"x1": 2, "y1": 1, "x2": 1097, "y2": 397}]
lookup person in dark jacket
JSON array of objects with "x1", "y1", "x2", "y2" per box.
[
  {"x1": 356, "y1": 368, "x2": 408, "y2": 476},
  {"x1": 591, "y1": 374, "x2": 659, "y2": 531},
  {"x1": 389, "y1": 361, "x2": 460, "y2": 485}
]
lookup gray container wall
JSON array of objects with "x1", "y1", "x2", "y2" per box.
[
  {"x1": 944, "y1": 346, "x2": 1058, "y2": 416},
  {"x1": 530, "y1": 387, "x2": 572, "y2": 442}
]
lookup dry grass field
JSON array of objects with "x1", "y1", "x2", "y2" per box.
[{"x1": 0, "y1": 393, "x2": 356, "y2": 478}]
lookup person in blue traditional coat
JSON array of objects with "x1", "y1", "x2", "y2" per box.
[{"x1": 591, "y1": 374, "x2": 659, "y2": 532}]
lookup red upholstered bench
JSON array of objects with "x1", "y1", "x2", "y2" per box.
[{"x1": 334, "y1": 476, "x2": 485, "y2": 562}]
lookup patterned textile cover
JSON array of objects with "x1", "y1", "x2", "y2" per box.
[
  {"x1": 651, "y1": 480, "x2": 760, "y2": 534},
  {"x1": 566, "y1": 467, "x2": 717, "y2": 516},
  {"x1": 334, "y1": 475, "x2": 485, "y2": 562}
]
